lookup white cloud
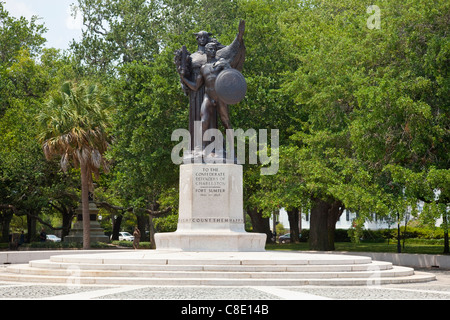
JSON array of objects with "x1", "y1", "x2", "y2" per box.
[{"x1": 2, "y1": 0, "x2": 36, "y2": 20}]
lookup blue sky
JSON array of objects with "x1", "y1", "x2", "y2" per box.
[{"x1": 2, "y1": 0, "x2": 83, "y2": 51}]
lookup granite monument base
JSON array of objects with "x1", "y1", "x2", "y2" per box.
[
  {"x1": 64, "y1": 201, "x2": 109, "y2": 243},
  {"x1": 155, "y1": 163, "x2": 266, "y2": 251}
]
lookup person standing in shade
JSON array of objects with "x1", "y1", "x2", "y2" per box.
[
  {"x1": 18, "y1": 231, "x2": 25, "y2": 246},
  {"x1": 39, "y1": 228, "x2": 46, "y2": 242},
  {"x1": 133, "y1": 227, "x2": 141, "y2": 249}
]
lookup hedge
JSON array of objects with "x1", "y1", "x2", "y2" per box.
[{"x1": 297, "y1": 227, "x2": 445, "y2": 243}]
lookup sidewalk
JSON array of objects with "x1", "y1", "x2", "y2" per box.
[
  {"x1": 336, "y1": 251, "x2": 450, "y2": 269},
  {"x1": 0, "y1": 249, "x2": 134, "y2": 264},
  {"x1": 0, "y1": 268, "x2": 449, "y2": 300},
  {"x1": 1, "y1": 249, "x2": 449, "y2": 301}
]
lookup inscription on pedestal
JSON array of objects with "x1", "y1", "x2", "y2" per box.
[
  {"x1": 156, "y1": 164, "x2": 266, "y2": 251},
  {"x1": 194, "y1": 166, "x2": 227, "y2": 197},
  {"x1": 178, "y1": 164, "x2": 242, "y2": 229}
]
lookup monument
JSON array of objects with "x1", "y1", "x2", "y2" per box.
[
  {"x1": 155, "y1": 20, "x2": 266, "y2": 251},
  {"x1": 0, "y1": 21, "x2": 436, "y2": 289},
  {"x1": 64, "y1": 199, "x2": 109, "y2": 243}
]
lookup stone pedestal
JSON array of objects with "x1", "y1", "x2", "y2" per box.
[
  {"x1": 64, "y1": 201, "x2": 109, "y2": 243},
  {"x1": 155, "y1": 164, "x2": 266, "y2": 251}
]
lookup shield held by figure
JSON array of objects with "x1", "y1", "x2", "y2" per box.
[{"x1": 215, "y1": 69, "x2": 247, "y2": 105}]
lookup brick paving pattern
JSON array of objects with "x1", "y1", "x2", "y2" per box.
[{"x1": 0, "y1": 268, "x2": 448, "y2": 300}]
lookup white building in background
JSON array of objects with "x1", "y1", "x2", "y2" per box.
[
  {"x1": 272, "y1": 202, "x2": 441, "y2": 232},
  {"x1": 273, "y1": 208, "x2": 392, "y2": 232}
]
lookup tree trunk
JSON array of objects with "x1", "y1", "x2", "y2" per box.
[
  {"x1": 149, "y1": 215, "x2": 156, "y2": 249},
  {"x1": 444, "y1": 229, "x2": 449, "y2": 255},
  {"x1": 80, "y1": 160, "x2": 91, "y2": 249},
  {"x1": 309, "y1": 198, "x2": 343, "y2": 251},
  {"x1": 298, "y1": 207, "x2": 302, "y2": 236},
  {"x1": 111, "y1": 214, "x2": 123, "y2": 241},
  {"x1": 0, "y1": 211, "x2": 13, "y2": 243},
  {"x1": 403, "y1": 214, "x2": 409, "y2": 250},
  {"x1": 146, "y1": 204, "x2": 173, "y2": 249},
  {"x1": 287, "y1": 208, "x2": 300, "y2": 243},
  {"x1": 309, "y1": 199, "x2": 330, "y2": 250},
  {"x1": 61, "y1": 207, "x2": 74, "y2": 241},
  {"x1": 246, "y1": 207, "x2": 272, "y2": 244},
  {"x1": 26, "y1": 213, "x2": 36, "y2": 243},
  {"x1": 443, "y1": 213, "x2": 449, "y2": 254},
  {"x1": 272, "y1": 211, "x2": 278, "y2": 242},
  {"x1": 136, "y1": 214, "x2": 147, "y2": 241},
  {"x1": 397, "y1": 212, "x2": 401, "y2": 253}
]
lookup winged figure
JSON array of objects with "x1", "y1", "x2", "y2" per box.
[{"x1": 174, "y1": 20, "x2": 246, "y2": 157}]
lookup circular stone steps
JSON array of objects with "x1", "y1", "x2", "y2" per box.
[{"x1": 0, "y1": 250, "x2": 436, "y2": 286}]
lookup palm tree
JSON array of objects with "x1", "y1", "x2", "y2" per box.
[{"x1": 38, "y1": 81, "x2": 112, "y2": 249}]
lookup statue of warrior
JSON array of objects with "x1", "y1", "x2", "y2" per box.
[{"x1": 174, "y1": 20, "x2": 246, "y2": 157}]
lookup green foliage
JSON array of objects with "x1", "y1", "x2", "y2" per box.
[
  {"x1": 38, "y1": 80, "x2": 113, "y2": 171},
  {"x1": 267, "y1": 241, "x2": 446, "y2": 255},
  {"x1": 71, "y1": 0, "x2": 239, "y2": 75},
  {"x1": 348, "y1": 218, "x2": 365, "y2": 244},
  {"x1": 153, "y1": 214, "x2": 178, "y2": 233},
  {"x1": 0, "y1": 47, "x2": 73, "y2": 241},
  {"x1": 71, "y1": 0, "x2": 163, "y2": 74},
  {"x1": 111, "y1": 240, "x2": 152, "y2": 248},
  {"x1": 108, "y1": 52, "x2": 184, "y2": 209},
  {"x1": 260, "y1": 0, "x2": 449, "y2": 224},
  {"x1": 21, "y1": 241, "x2": 111, "y2": 249},
  {"x1": 0, "y1": 0, "x2": 448, "y2": 250},
  {"x1": 275, "y1": 223, "x2": 285, "y2": 236},
  {"x1": 0, "y1": 2, "x2": 46, "y2": 66}
]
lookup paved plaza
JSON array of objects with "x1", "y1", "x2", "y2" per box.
[{"x1": 0, "y1": 266, "x2": 449, "y2": 300}]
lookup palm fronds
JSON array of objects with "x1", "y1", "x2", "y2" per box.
[{"x1": 38, "y1": 80, "x2": 112, "y2": 183}]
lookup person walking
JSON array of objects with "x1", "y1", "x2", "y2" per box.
[{"x1": 133, "y1": 227, "x2": 141, "y2": 249}]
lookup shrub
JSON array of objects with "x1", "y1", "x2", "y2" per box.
[
  {"x1": 299, "y1": 229, "x2": 309, "y2": 242},
  {"x1": 335, "y1": 229, "x2": 351, "y2": 242},
  {"x1": 297, "y1": 227, "x2": 444, "y2": 244},
  {"x1": 20, "y1": 241, "x2": 111, "y2": 249},
  {"x1": 111, "y1": 240, "x2": 151, "y2": 249}
]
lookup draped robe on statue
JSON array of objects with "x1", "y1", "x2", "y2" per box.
[{"x1": 175, "y1": 24, "x2": 246, "y2": 153}]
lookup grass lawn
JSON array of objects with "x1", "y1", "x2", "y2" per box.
[{"x1": 266, "y1": 241, "x2": 449, "y2": 255}]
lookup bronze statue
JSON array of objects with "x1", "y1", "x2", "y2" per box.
[
  {"x1": 174, "y1": 20, "x2": 246, "y2": 159},
  {"x1": 180, "y1": 42, "x2": 233, "y2": 150}
]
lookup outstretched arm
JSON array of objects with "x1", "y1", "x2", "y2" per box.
[
  {"x1": 181, "y1": 72, "x2": 203, "y2": 91},
  {"x1": 213, "y1": 58, "x2": 231, "y2": 71}
]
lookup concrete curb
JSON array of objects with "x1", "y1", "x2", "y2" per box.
[
  {"x1": 0, "y1": 249, "x2": 135, "y2": 265},
  {"x1": 336, "y1": 251, "x2": 450, "y2": 269},
  {"x1": 1, "y1": 249, "x2": 449, "y2": 269}
]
